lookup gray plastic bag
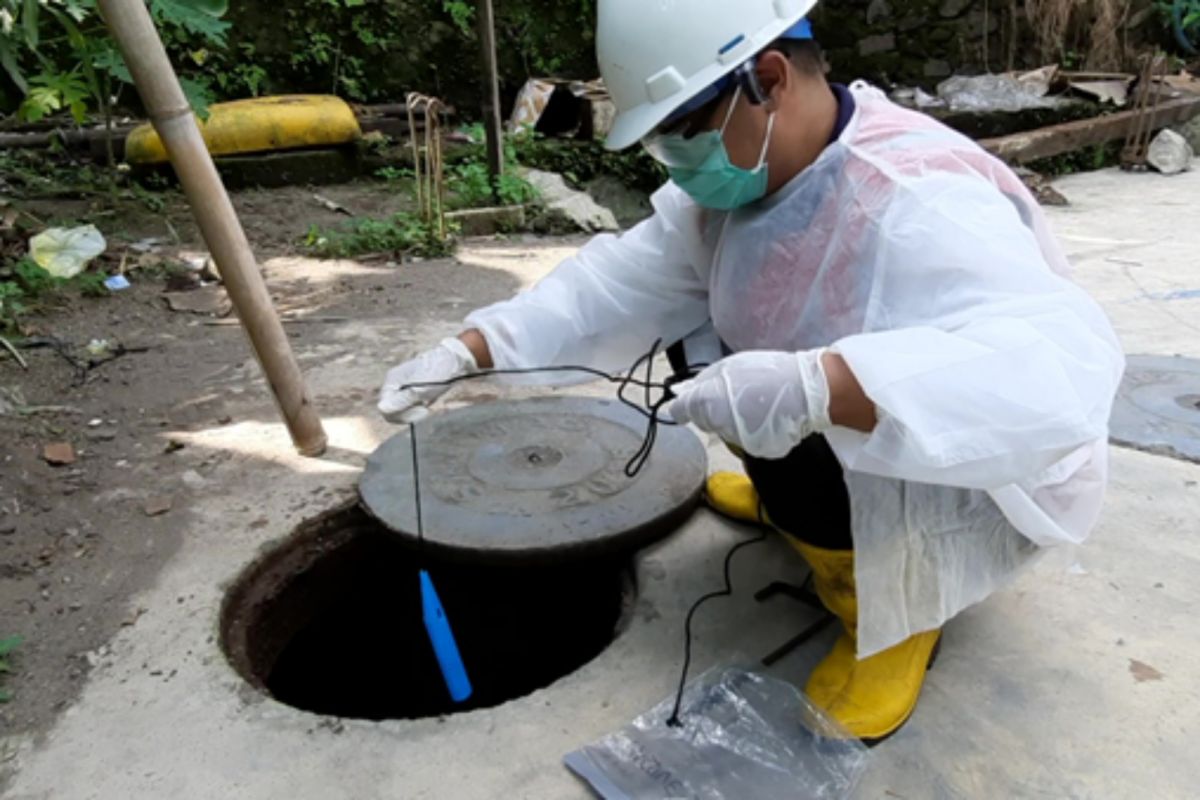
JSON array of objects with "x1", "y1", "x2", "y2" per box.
[{"x1": 564, "y1": 667, "x2": 870, "y2": 799}]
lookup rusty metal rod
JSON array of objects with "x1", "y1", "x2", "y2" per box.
[{"x1": 97, "y1": 0, "x2": 327, "y2": 456}]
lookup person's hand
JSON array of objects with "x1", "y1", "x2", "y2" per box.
[
  {"x1": 668, "y1": 349, "x2": 832, "y2": 459},
  {"x1": 378, "y1": 338, "x2": 478, "y2": 423}
]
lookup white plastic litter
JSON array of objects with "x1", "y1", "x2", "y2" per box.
[
  {"x1": 936, "y1": 73, "x2": 1066, "y2": 112},
  {"x1": 104, "y1": 275, "x2": 131, "y2": 292},
  {"x1": 29, "y1": 225, "x2": 106, "y2": 278}
]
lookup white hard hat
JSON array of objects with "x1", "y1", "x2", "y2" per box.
[{"x1": 597, "y1": 0, "x2": 819, "y2": 150}]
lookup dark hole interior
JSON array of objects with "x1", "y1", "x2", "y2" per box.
[{"x1": 222, "y1": 505, "x2": 632, "y2": 721}]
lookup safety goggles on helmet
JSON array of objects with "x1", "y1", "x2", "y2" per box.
[
  {"x1": 654, "y1": 61, "x2": 756, "y2": 138},
  {"x1": 650, "y1": 18, "x2": 815, "y2": 139}
]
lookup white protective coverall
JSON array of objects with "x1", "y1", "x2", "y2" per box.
[{"x1": 464, "y1": 82, "x2": 1126, "y2": 657}]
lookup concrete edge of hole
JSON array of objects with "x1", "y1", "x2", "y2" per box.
[
  {"x1": 219, "y1": 498, "x2": 367, "y2": 692},
  {"x1": 218, "y1": 497, "x2": 646, "y2": 718}
]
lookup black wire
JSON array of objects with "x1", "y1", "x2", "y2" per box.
[
  {"x1": 409, "y1": 421, "x2": 425, "y2": 566},
  {"x1": 397, "y1": 339, "x2": 693, "y2": 478},
  {"x1": 666, "y1": 509, "x2": 770, "y2": 728},
  {"x1": 400, "y1": 338, "x2": 757, "y2": 727}
]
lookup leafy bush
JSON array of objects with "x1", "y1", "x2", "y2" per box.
[
  {"x1": 443, "y1": 123, "x2": 539, "y2": 208},
  {"x1": 303, "y1": 213, "x2": 456, "y2": 259},
  {"x1": 0, "y1": 0, "x2": 229, "y2": 126}
]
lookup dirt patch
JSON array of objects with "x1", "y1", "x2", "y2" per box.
[
  {"x1": 17, "y1": 181, "x2": 416, "y2": 259},
  {"x1": 0, "y1": 182, "x2": 527, "y2": 742}
]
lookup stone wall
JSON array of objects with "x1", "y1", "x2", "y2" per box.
[
  {"x1": 223, "y1": 0, "x2": 1162, "y2": 115},
  {"x1": 814, "y1": 0, "x2": 1032, "y2": 86}
]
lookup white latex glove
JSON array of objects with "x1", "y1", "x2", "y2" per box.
[
  {"x1": 378, "y1": 337, "x2": 479, "y2": 423},
  {"x1": 668, "y1": 349, "x2": 832, "y2": 459}
]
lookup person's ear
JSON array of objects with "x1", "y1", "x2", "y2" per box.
[{"x1": 755, "y1": 50, "x2": 792, "y2": 113}]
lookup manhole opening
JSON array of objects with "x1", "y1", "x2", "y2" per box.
[{"x1": 221, "y1": 502, "x2": 635, "y2": 721}]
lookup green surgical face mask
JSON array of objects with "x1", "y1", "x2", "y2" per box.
[{"x1": 643, "y1": 87, "x2": 776, "y2": 211}]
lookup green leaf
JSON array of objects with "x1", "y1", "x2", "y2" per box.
[
  {"x1": 47, "y1": 6, "x2": 88, "y2": 51},
  {"x1": 0, "y1": 636, "x2": 21, "y2": 657},
  {"x1": 0, "y1": 689, "x2": 11, "y2": 703},
  {"x1": 22, "y1": 0, "x2": 39, "y2": 49},
  {"x1": 19, "y1": 86, "x2": 61, "y2": 122},
  {"x1": 179, "y1": 76, "x2": 213, "y2": 118},
  {"x1": 0, "y1": 39, "x2": 28, "y2": 94},
  {"x1": 149, "y1": 0, "x2": 230, "y2": 44},
  {"x1": 180, "y1": 0, "x2": 229, "y2": 15},
  {"x1": 64, "y1": 0, "x2": 91, "y2": 23},
  {"x1": 92, "y1": 46, "x2": 132, "y2": 83}
]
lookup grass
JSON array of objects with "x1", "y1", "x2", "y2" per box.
[
  {"x1": 1, "y1": 256, "x2": 110, "y2": 333},
  {"x1": 1026, "y1": 141, "x2": 1123, "y2": 177},
  {"x1": 0, "y1": 636, "x2": 20, "y2": 703},
  {"x1": 302, "y1": 212, "x2": 457, "y2": 260}
]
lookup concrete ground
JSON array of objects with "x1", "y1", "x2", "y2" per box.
[{"x1": 3, "y1": 165, "x2": 1199, "y2": 799}]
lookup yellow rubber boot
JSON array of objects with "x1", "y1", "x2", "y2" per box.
[
  {"x1": 790, "y1": 538, "x2": 941, "y2": 744},
  {"x1": 704, "y1": 471, "x2": 767, "y2": 525}
]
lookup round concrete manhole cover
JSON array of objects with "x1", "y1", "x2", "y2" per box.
[
  {"x1": 360, "y1": 396, "x2": 708, "y2": 563},
  {"x1": 1110, "y1": 355, "x2": 1200, "y2": 463}
]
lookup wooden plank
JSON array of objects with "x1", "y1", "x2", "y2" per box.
[{"x1": 979, "y1": 94, "x2": 1200, "y2": 163}]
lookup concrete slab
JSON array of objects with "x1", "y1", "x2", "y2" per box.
[
  {"x1": 3, "y1": 168, "x2": 1199, "y2": 799},
  {"x1": 1048, "y1": 163, "x2": 1200, "y2": 359}
]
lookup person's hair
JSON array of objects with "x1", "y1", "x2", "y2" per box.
[{"x1": 765, "y1": 38, "x2": 827, "y2": 76}]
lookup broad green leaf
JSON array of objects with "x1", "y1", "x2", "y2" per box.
[
  {"x1": 178, "y1": 0, "x2": 228, "y2": 15},
  {"x1": 0, "y1": 39, "x2": 27, "y2": 93},
  {"x1": 91, "y1": 45, "x2": 132, "y2": 83},
  {"x1": 18, "y1": 86, "x2": 62, "y2": 122},
  {"x1": 21, "y1": 0, "x2": 38, "y2": 48},
  {"x1": 0, "y1": 636, "x2": 21, "y2": 657},
  {"x1": 149, "y1": 0, "x2": 230, "y2": 44},
  {"x1": 179, "y1": 76, "x2": 212, "y2": 119},
  {"x1": 65, "y1": 0, "x2": 89, "y2": 22},
  {"x1": 0, "y1": 690, "x2": 11, "y2": 703}
]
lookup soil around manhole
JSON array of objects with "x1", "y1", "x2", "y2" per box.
[{"x1": 220, "y1": 502, "x2": 635, "y2": 720}]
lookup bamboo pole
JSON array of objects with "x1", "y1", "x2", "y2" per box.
[{"x1": 97, "y1": 0, "x2": 327, "y2": 456}]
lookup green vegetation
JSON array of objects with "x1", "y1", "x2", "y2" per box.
[
  {"x1": 0, "y1": 635, "x2": 20, "y2": 703},
  {"x1": 444, "y1": 124, "x2": 538, "y2": 208},
  {"x1": 1027, "y1": 141, "x2": 1123, "y2": 177},
  {"x1": 0, "y1": 0, "x2": 230, "y2": 148},
  {"x1": 1159, "y1": 0, "x2": 1200, "y2": 53},
  {"x1": 0, "y1": 255, "x2": 108, "y2": 332},
  {"x1": 447, "y1": 161, "x2": 538, "y2": 208},
  {"x1": 513, "y1": 135, "x2": 666, "y2": 194},
  {"x1": 303, "y1": 213, "x2": 456, "y2": 260}
]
